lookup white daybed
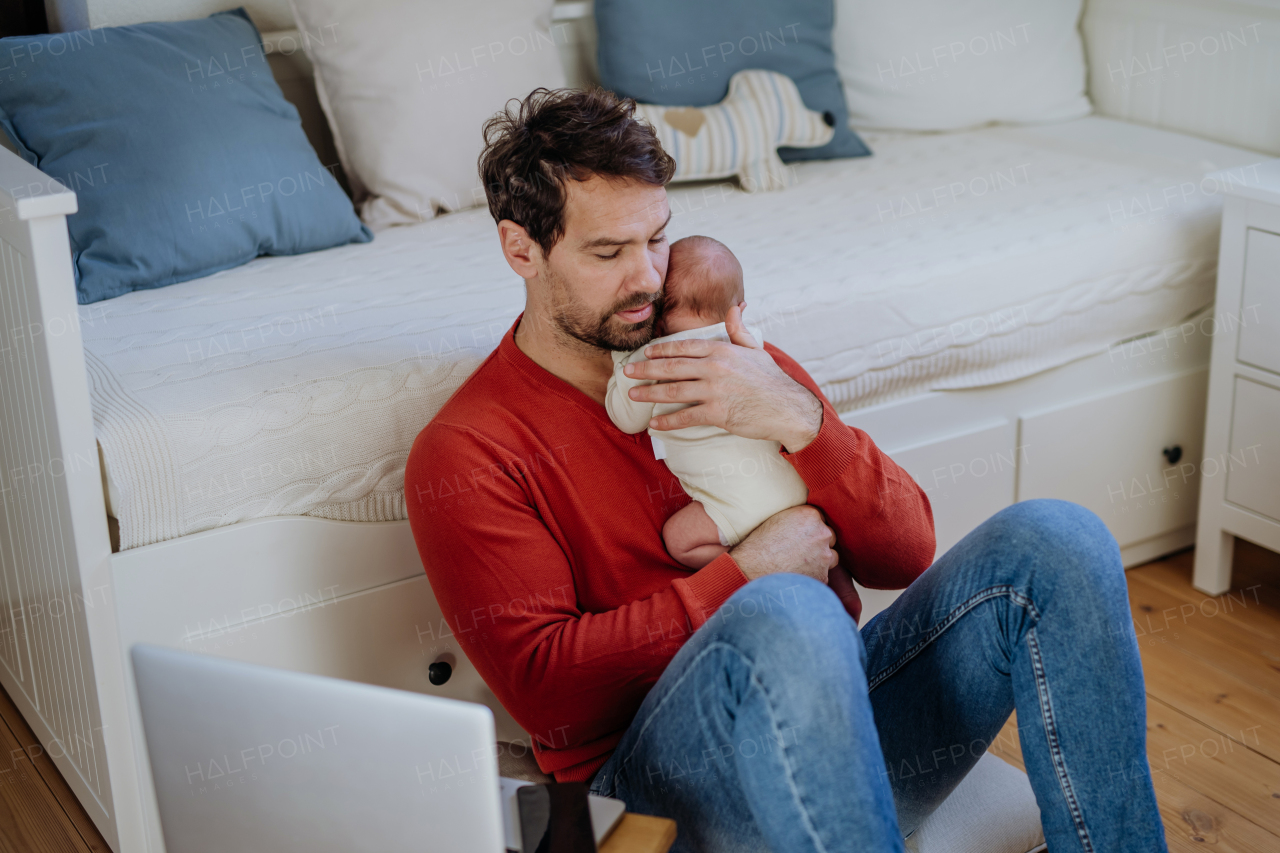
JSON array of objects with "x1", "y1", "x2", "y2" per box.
[{"x1": 2, "y1": 0, "x2": 1275, "y2": 850}]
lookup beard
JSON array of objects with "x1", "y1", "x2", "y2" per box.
[{"x1": 545, "y1": 265, "x2": 663, "y2": 352}]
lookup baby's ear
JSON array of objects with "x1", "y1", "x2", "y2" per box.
[{"x1": 725, "y1": 303, "x2": 760, "y2": 349}]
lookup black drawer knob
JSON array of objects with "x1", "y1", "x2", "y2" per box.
[
  {"x1": 1162, "y1": 445, "x2": 1182, "y2": 465},
  {"x1": 428, "y1": 661, "x2": 452, "y2": 686}
]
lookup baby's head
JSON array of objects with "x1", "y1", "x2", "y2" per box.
[{"x1": 660, "y1": 236, "x2": 745, "y2": 335}]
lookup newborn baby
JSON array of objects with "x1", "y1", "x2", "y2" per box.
[{"x1": 606, "y1": 236, "x2": 809, "y2": 569}]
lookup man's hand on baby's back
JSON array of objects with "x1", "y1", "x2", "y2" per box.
[
  {"x1": 730, "y1": 506, "x2": 837, "y2": 583},
  {"x1": 624, "y1": 303, "x2": 824, "y2": 452}
]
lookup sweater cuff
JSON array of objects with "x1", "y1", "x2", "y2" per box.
[
  {"x1": 782, "y1": 400, "x2": 859, "y2": 492},
  {"x1": 673, "y1": 553, "x2": 748, "y2": 629}
]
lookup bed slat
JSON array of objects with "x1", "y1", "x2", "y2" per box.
[{"x1": 0, "y1": 148, "x2": 122, "y2": 848}]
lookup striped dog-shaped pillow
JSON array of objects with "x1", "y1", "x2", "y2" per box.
[{"x1": 633, "y1": 70, "x2": 835, "y2": 192}]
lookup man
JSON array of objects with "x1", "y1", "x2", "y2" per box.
[{"x1": 405, "y1": 88, "x2": 1165, "y2": 852}]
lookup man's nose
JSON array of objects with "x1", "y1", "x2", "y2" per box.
[{"x1": 627, "y1": 249, "x2": 663, "y2": 295}]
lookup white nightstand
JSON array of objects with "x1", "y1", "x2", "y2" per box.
[{"x1": 1193, "y1": 159, "x2": 1280, "y2": 595}]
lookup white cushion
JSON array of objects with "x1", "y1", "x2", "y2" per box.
[
  {"x1": 832, "y1": 0, "x2": 1091, "y2": 131},
  {"x1": 289, "y1": 0, "x2": 565, "y2": 229},
  {"x1": 908, "y1": 754, "x2": 1046, "y2": 853}
]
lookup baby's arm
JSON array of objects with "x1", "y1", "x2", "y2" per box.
[
  {"x1": 663, "y1": 501, "x2": 729, "y2": 569},
  {"x1": 605, "y1": 351, "x2": 658, "y2": 434}
]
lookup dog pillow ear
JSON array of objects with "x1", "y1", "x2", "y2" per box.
[
  {"x1": 731, "y1": 70, "x2": 835, "y2": 151},
  {"x1": 632, "y1": 69, "x2": 835, "y2": 193}
]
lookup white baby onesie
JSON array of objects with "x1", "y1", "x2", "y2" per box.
[{"x1": 605, "y1": 322, "x2": 809, "y2": 546}]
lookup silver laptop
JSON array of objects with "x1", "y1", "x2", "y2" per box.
[{"x1": 132, "y1": 645, "x2": 624, "y2": 853}]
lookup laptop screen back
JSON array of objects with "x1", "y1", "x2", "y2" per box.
[{"x1": 132, "y1": 645, "x2": 505, "y2": 853}]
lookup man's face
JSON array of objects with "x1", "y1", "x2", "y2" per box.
[{"x1": 536, "y1": 175, "x2": 671, "y2": 352}]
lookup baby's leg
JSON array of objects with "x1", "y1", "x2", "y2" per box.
[{"x1": 663, "y1": 501, "x2": 730, "y2": 569}]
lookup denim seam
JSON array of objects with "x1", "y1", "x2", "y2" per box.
[
  {"x1": 743, "y1": 661, "x2": 835, "y2": 853},
  {"x1": 865, "y1": 585, "x2": 1040, "y2": 692},
  {"x1": 611, "y1": 640, "x2": 834, "y2": 853},
  {"x1": 612, "y1": 640, "x2": 737, "y2": 780},
  {"x1": 1027, "y1": 627, "x2": 1095, "y2": 852},
  {"x1": 608, "y1": 641, "x2": 731, "y2": 794}
]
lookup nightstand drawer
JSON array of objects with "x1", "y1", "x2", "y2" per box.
[
  {"x1": 1226, "y1": 377, "x2": 1280, "y2": 522},
  {"x1": 1237, "y1": 228, "x2": 1280, "y2": 375}
]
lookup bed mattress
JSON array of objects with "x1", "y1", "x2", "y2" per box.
[{"x1": 84, "y1": 116, "x2": 1262, "y2": 549}]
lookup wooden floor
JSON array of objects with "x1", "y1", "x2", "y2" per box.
[
  {"x1": 0, "y1": 678, "x2": 108, "y2": 852},
  {"x1": 1, "y1": 541, "x2": 1276, "y2": 852}
]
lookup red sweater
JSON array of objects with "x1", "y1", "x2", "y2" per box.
[{"x1": 405, "y1": 319, "x2": 934, "y2": 781}]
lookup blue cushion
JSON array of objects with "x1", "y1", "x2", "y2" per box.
[
  {"x1": 0, "y1": 8, "x2": 371, "y2": 304},
  {"x1": 595, "y1": 0, "x2": 870, "y2": 163}
]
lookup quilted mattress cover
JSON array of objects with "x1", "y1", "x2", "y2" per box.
[{"x1": 84, "y1": 116, "x2": 1262, "y2": 549}]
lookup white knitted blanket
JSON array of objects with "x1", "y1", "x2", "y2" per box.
[{"x1": 82, "y1": 117, "x2": 1260, "y2": 549}]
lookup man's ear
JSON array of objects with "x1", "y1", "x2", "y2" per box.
[{"x1": 498, "y1": 220, "x2": 542, "y2": 280}]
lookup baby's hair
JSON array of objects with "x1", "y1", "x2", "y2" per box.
[{"x1": 664, "y1": 236, "x2": 745, "y2": 320}]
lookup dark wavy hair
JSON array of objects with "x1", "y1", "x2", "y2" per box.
[{"x1": 479, "y1": 88, "x2": 676, "y2": 255}]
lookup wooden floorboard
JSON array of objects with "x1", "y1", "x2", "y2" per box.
[
  {"x1": 1131, "y1": 552, "x2": 1280, "y2": 641},
  {"x1": 1138, "y1": 631, "x2": 1280, "y2": 763},
  {"x1": 0, "y1": 688, "x2": 96, "y2": 853},
  {"x1": 1126, "y1": 575, "x2": 1280, "y2": 700},
  {"x1": 1150, "y1": 773, "x2": 1279, "y2": 853},
  {"x1": 0, "y1": 541, "x2": 1275, "y2": 852},
  {"x1": 1144, "y1": 695, "x2": 1279, "y2": 835},
  {"x1": 0, "y1": 688, "x2": 110, "y2": 853}
]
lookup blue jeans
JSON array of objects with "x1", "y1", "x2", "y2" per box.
[{"x1": 588, "y1": 500, "x2": 1166, "y2": 852}]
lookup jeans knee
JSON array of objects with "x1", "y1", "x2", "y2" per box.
[
  {"x1": 991, "y1": 499, "x2": 1124, "y2": 597},
  {"x1": 712, "y1": 574, "x2": 863, "y2": 670}
]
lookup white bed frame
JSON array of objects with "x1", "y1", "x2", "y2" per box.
[{"x1": 6, "y1": 0, "x2": 1276, "y2": 851}]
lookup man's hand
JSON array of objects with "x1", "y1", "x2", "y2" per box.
[
  {"x1": 623, "y1": 303, "x2": 824, "y2": 452},
  {"x1": 730, "y1": 506, "x2": 837, "y2": 583}
]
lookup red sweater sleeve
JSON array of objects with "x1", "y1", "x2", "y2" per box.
[
  {"x1": 406, "y1": 423, "x2": 747, "y2": 774},
  {"x1": 767, "y1": 344, "x2": 936, "y2": 590}
]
